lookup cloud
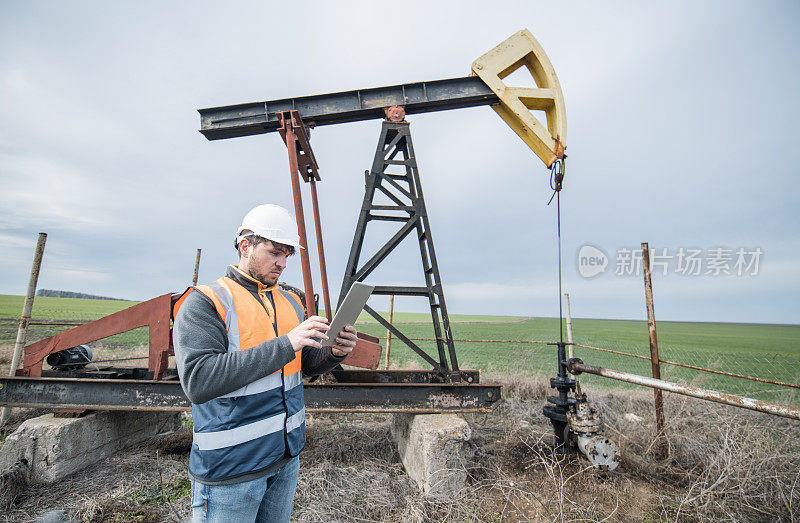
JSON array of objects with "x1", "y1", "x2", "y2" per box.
[
  {"x1": 0, "y1": 151, "x2": 124, "y2": 232},
  {"x1": 4, "y1": 69, "x2": 29, "y2": 91}
]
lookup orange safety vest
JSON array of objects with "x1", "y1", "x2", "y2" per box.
[{"x1": 173, "y1": 273, "x2": 306, "y2": 482}]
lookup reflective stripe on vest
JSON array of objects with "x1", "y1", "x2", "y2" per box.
[{"x1": 177, "y1": 276, "x2": 307, "y2": 481}]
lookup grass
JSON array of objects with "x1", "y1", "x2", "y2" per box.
[{"x1": 0, "y1": 294, "x2": 148, "y2": 359}]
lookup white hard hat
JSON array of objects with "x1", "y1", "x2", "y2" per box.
[{"x1": 236, "y1": 204, "x2": 303, "y2": 250}]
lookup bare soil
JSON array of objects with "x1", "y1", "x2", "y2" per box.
[{"x1": 1, "y1": 375, "x2": 798, "y2": 522}]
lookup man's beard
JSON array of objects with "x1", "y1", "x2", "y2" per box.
[{"x1": 248, "y1": 267, "x2": 278, "y2": 287}]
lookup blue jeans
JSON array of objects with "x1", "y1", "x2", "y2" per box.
[{"x1": 191, "y1": 456, "x2": 299, "y2": 522}]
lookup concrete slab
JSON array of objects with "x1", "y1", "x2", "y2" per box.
[
  {"x1": 390, "y1": 413, "x2": 472, "y2": 496},
  {"x1": 0, "y1": 411, "x2": 180, "y2": 484}
]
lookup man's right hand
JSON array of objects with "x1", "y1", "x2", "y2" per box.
[{"x1": 286, "y1": 316, "x2": 330, "y2": 350}]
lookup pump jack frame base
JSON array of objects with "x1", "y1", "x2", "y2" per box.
[
  {"x1": 2, "y1": 292, "x2": 499, "y2": 413},
  {"x1": 0, "y1": 371, "x2": 499, "y2": 413}
]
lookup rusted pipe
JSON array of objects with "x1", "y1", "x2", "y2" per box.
[
  {"x1": 572, "y1": 342, "x2": 800, "y2": 390},
  {"x1": 308, "y1": 178, "x2": 331, "y2": 321},
  {"x1": 1, "y1": 232, "x2": 47, "y2": 426},
  {"x1": 567, "y1": 358, "x2": 800, "y2": 421}
]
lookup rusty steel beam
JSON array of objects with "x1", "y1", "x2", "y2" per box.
[
  {"x1": 567, "y1": 358, "x2": 800, "y2": 421},
  {"x1": 0, "y1": 376, "x2": 501, "y2": 413},
  {"x1": 19, "y1": 294, "x2": 173, "y2": 379}
]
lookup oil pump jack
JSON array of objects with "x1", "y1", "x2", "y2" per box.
[
  {"x1": 2, "y1": 30, "x2": 604, "y2": 457},
  {"x1": 196, "y1": 27, "x2": 566, "y2": 381}
]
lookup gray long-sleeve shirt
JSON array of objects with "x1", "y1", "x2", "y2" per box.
[{"x1": 173, "y1": 265, "x2": 345, "y2": 405}]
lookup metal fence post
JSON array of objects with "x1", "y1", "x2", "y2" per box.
[
  {"x1": 192, "y1": 248, "x2": 202, "y2": 286},
  {"x1": 384, "y1": 295, "x2": 394, "y2": 369},
  {"x1": 1, "y1": 232, "x2": 47, "y2": 426},
  {"x1": 641, "y1": 242, "x2": 667, "y2": 457}
]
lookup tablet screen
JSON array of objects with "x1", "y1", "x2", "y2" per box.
[{"x1": 322, "y1": 282, "x2": 374, "y2": 347}]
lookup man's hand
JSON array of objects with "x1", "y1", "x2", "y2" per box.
[
  {"x1": 331, "y1": 325, "x2": 358, "y2": 357},
  {"x1": 286, "y1": 316, "x2": 330, "y2": 350}
]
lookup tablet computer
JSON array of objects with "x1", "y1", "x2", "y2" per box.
[{"x1": 322, "y1": 282, "x2": 374, "y2": 347}]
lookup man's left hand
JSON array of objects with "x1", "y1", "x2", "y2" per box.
[{"x1": 331, "y1": 325, "x2": 357, "y2": 357}]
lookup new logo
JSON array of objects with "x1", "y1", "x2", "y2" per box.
[{"x1": 577, "y1": 245, "x2": 608, "y2": 278}]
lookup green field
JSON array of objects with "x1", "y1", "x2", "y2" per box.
[
  {"x1": 0, "y1": 294, "x2": 139, "y2": 320},
  {"x1": 2, "y1": 294, "x2": 798, "y2": 402},
  {"x1": 0, "y1": 294, "x2": 145, "y2": 351}
]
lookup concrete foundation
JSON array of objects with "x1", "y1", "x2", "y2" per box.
[
  {"x1": 390, "y1": 413, "x2": 472, "y2": 496},
  {"x1": 0, "y1": 411, "x2": 181, "y2": 484}
]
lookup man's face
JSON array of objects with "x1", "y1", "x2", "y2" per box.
[{"x1": 243, "y1": 240, "x2": 292, "y2": 287}]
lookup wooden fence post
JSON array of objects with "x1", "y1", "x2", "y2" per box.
[
  {"x1": 192, "y1": 248, "x2": 202, "y2": 286},
  {"x1": 642, "y1": 242, "x2": 667, "y2": 457},
  {"x1": 1, "y1": 232, "x2": 47, "y2": 426}
]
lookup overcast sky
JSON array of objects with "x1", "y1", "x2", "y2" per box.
[{"x1": 1, "y1": 1, "x2": 798, "y2": 324}]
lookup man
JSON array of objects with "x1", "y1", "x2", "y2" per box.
[{"x1": 173, "y1": 204, "x2": 357, "y2": 522}]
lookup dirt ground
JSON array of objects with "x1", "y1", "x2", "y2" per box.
[{"x1": 1, "y1": 375, "x2": 798, "y2": 522}]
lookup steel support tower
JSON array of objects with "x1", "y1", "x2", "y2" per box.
[{"x1": 339, "y1": 120, "x2": 459, "y2": 376}]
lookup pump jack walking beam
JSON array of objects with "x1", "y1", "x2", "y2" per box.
[{"x1": 200, "y1": 29, "x2": 566, "y2": 168}]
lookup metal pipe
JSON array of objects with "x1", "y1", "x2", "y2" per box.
[
  {"x1": 284, "y1": 124, "x2": 317, "y2": 316},
  {"x1": 641, "y1": 242, "x2": 666, "y2": 454},
  {"x1": 564, "y1": 293, "x2": 574, "y2": 360},
  {"x1": 572, "y1": 342, "x2": 800, "y2": 389},
  {"x1": 575, "y1": 433, "x2": 620, "y2": 471},
  {"x1": 1, "y1": 232, "x2": 47, "y2": 426},
  {"x1": 567, "y1": 359, "x2": 800, "y2": 421},
  {"x1": 192, "y1": 248, "x2": 202, "y2": 286},
  {"x1": 308, "y1": 178, "x2": 331, "y2": 321}
]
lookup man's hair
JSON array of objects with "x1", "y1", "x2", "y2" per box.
[{"x1": 235, "y1": 231, "x2": 295, "y2": 257}]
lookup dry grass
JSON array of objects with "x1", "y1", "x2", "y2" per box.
[
  {"x1": 1, "y1": 375, "x2": 798, "y2": 522},
  {"x1": 591, "y1": 382, "x2": 800, "y2": 521},
  {"x1": 294, "y1": 374, "x2": 799, "y2": 521}
]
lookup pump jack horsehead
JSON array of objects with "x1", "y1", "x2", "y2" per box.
[{"x1": 2, "y1": 29, "x2": 575, "y2": 420}]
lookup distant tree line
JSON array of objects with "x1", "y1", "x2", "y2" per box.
[{"x1": 36, "y1": 289, "x2": 127, "y2": 301}]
